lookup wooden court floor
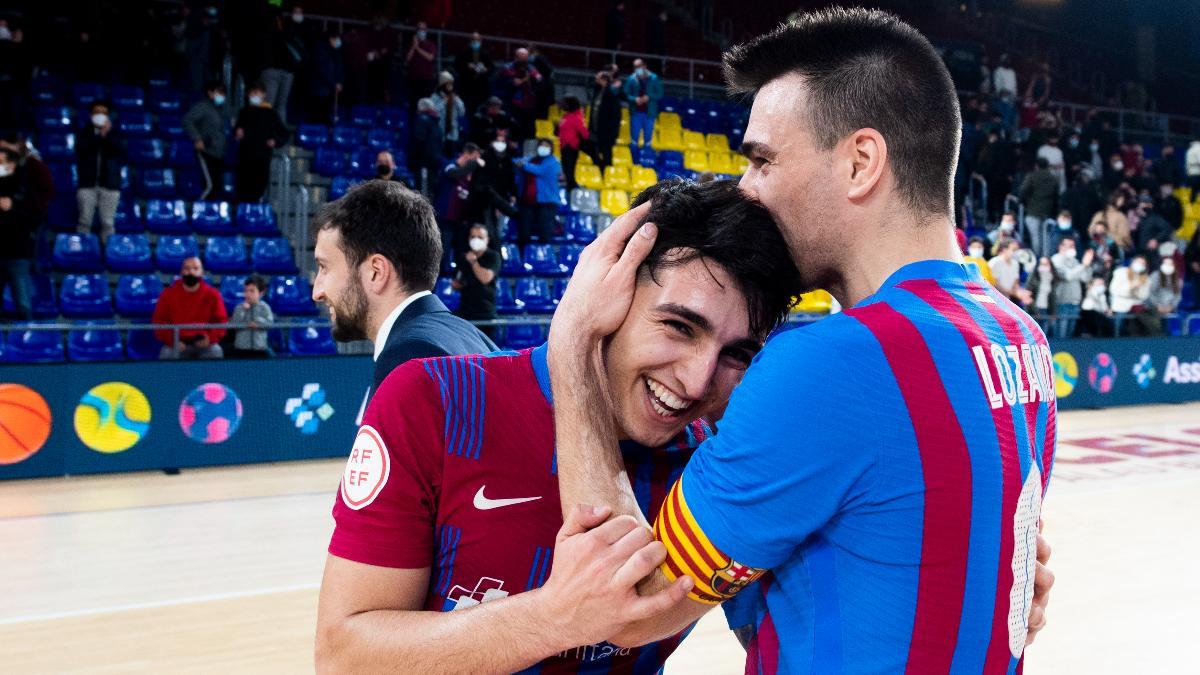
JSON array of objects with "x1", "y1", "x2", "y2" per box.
[{"x1": 2, "y1": 403, "x2": 1197, "y2": 674}]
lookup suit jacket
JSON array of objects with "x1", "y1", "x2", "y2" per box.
[{"x1": 372, "y1": 294, "x2": 498, "y2": 393}]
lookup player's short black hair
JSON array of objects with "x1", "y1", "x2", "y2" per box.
[
  {"x1": 631, "y1": 179, "x2": 801, "y2": 340},
  {"x1": 723, "y1": 7, "x2": 961, "y2": 217},
  {"x1": 244, "y1": 274, "x2": 267, "y2": 292},
  {"x1": 314, "y1": 180, "x2": 441, "y2": 292}
]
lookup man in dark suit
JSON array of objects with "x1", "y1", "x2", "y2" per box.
[{"x1": 311, "y1": 180, "x2": 496, "y2": 395}]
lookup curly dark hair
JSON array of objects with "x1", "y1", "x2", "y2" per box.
[{"x1": 631, "y1": 179, "x2": 801, "y2": 339}]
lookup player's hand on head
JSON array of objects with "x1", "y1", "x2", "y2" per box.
[
  {"x1": 549, "y1": 201, "x2": 656, "y2": 348},
  {"x1": 540, "y1": 504, "x2": 692, "y2": 647},
  {"x1": 1026, "y1": 523, "x2": 1054, "y2": 646}
]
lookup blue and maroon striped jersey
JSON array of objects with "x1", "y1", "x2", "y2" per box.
[
  {"x1": 329, "y1": 344, "x2": 709, "y2": 674},
  {"x1": 666, "y1": 260, "x2": 1056, "y2": 674}
]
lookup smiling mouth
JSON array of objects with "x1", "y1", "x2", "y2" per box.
[{"x1": 644, "y1": 376, "x2": 694, "y2": 419}]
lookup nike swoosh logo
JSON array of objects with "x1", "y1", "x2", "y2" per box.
[{"x1": 473, "y1": 486, "x2": 542, "y2": 511}]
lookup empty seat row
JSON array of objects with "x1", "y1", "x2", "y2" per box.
[
  {"x1": 53, "y1": 233, "x2": 297, "y2": 274},
  {"x1": 497, "y1": 243, "x2": 585, "y2": 278},
  {"x1": 496, "y1": 277, "x2": 569, "y2": 315},
  {"x1": 314, "y1": 145, "x2": 410, "y2": 179},
  {"x1": 299, "y1": 124, "x2": 407, "y2": 153},
  {"x1": 104, "y1": 200, "x2": 275, "y2": 236}
]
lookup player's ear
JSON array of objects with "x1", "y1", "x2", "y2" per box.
[{"x1": 364, "y1": 253, "x2": 392, "y2": 294}]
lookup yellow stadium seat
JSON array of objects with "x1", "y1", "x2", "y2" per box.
[
  {"x1": 630, "y1": 166, "x2": 658, "y2": 192},
  {"x1": 793, "y1": 290, "x2": 833, "y2": 315},
  {"x1": 604, "y1": 166, "x2": 632, "y2": 191},
  {"x1": 709, "y1": 152, "x2": 735, "y2": 175},
  {"x1": 683, "y1": 131, "x2": 707, "y2": 152},
  {"x1": 653, "y1": 128, "x2": 685, "y2": 152},
  {"x1": 706, "y1": 134, "x2": 731, "y2": 153},
  {"x1": 611, "y1": 145, "x2": 633, "y2": 167},
  {"x1": 617, "y1": 119, "x2": 631, "y2": 145},
  {"x1": 621, "y1": 107, "x2": 630, "y2": 122},
  {"x1": 576, "y1": 164, "x2": 604, "y2": 191},
  {"x1": 548, "y1": 104, "x2": 562, "y2": 122},
  {"x1": 535, "y1": 119, "x2": 554, "y2": 140},
  {"x1": 656, "y1": 112, "x2": 682, "y2": 130},
  {"x1": 684, "y1": 151, "x2": 710, "y2": 172},
  {"x1": 577, "y1": 150, "x2": 594, "y2": 166},
  {"x1": 601, "y1": 189, "x2": 631, "y2": 215}
]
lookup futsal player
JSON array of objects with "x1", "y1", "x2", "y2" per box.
[
  {"x1": 549, "y1": 9, "x2": 1057, "y2": 674},
  {"x1": 315, "y1": 179, "x2": 800, "y2": 673}
]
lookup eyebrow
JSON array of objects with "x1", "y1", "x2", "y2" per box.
[
  {"x1": 739, "y1": 140, "x2": 775, "y2": 161},
  {"x1": 657, "y1": 303, "x2": 761, "y2": 353}
]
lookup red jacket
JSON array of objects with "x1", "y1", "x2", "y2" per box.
[
  {"x1": 152, "y1": 280, "x2": 229, "y2": 346},
  {"x1": 558, "y1": 110, "x2": 589, "y2": 150}
]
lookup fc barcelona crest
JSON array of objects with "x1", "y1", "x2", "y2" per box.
[{"x1": 710, "y1": 560, "x2": 765, "y2": 598}]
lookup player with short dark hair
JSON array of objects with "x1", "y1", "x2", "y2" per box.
[{"x1": 315, "y1": 179, "x2": 802, "y2": 673}]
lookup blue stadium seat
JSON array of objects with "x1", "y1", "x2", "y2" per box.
[
  {"x1": 660, "y1": 96, "x2": 681, "y2": 113},
  {"x1": 523, "y1": 244, "x2": 568, "y2": 277},
  {"x1": 47, "y1": 200, "x2": 78, "y2": 232},
  {"x1": 252, "y1": 237, "x2": 298, "y2": 274},
  {"x1": 500, "y1": 243, "x2": 529, "y2": 276},
  {"x1": 155, "y1": 235, "x2": 200, "y2": 272},
  {"x1": 115, "y1": 274, "x2": 163, "y2": 317},
  {"x1": 30, "y1": 77, "x2": 64, "y2": 104},
  {"x1": 40, "y1": 132, "x2": 75, "y2": 161},
  {"x1": 1187, "y1": 314, "x2": 1200, "y2": 337},
  {"x1": 6, "y1": 326, "x2": 65, "y2": 363},
  {"x1": 330, "y1": 175, "x2": 358, "y2": 200},
  {"x1": 59, "y1": 274, "x2": 113, "y2": 318},
  {"x1": 105, "y1": 233, "x2": 155, "y2": 272},
  {"x1": 72, "y1": 83, "x2": 106, "y2": 107},
  {"x1": 49, "y1": 162, "x2": 78, "y2": 190},
  {"x1": 656, "y1": 150, "x2": 684, "y2": 173},
  {"x1": 204, "y1": 235, "x2": 251, "y2": 273},
  {"x1": 219, "y1": 275, "x2": 249, "y2": 314},
  {"x1": 330, "y1": 125, "x2": 367, "y2": 148},
  {"x1": 125, "y1": 323, "x2": 163, "y2": 360},
  {"x1": 144, "y1": 198, "x2": 190, "y2": 234},
  {"x1": 34, "y1": 105, "x2": 75, "y2": 131},
  {"x1": 111, "y1": 85, "x2": 145, "y2": 111},
  {"x1": 148, "y1": 89, "x2": 184, "y2": 114},
  {"x1": 560, "y1": 244, "x2": 586, "y2": 273},
  {"x1": 515, "y1": 278, "x2": 556, "y2": 313},
  {"x1": 113, "y1": 200, "x2": 144, "y2": 233},
  {"x1": 366, "y1": 128, "x2": 400, "y2": 152},
  {"x1": 191, "y1": 201, "x2": 234, "y2": 235},
  {"x1": 495, "y1": 279, "x2": 524, "y2": 315},
  {"x1": 296, "y1": 124, "x2": 329, "y2": 149},
  {"x1": 68, "y1": 323, "x2": 125, "y2": 362},
  {"x1": 565, "y1": 214, "x2": 596, "y2": 243},
  {"x1": 236, "y1": 203, "x2": 278, "y2": 235},
  {"x1": 502, "y1": 323, "x2": 544, "y2": 350},
  {"x1": 350, "y1": 148, "x2": 382, "y2": 178},
  {"x1": 168, "y1": 138, "x2": 198, "y2": 168},
  {"x1": 435, "y1": 277, "x2": 460, "y2": 312},
  {"x1": 314, "y1": 145, "x2": 349, "y2": 177},
  {"x1": 52, "y1": 233, "x2": 104, "y2": 272},
  {"x1": 3, "y1": 276, "x2": 57, "y2": 319},
  {"x1": 268, "y1": 275, "x2": 317, "y2": 315},
  {"x1": 158, "y1": 113, "x2": 186, "y2": 139},
  {"x1": 288, "y1": 321, "x2": 337, "y2": 356},
  {"x1": 349, "y1": 105, "x2": 378, "y2": 128},
  {"x1": 377, "y1": 106, "x2": 408, "y2": 130},
  {"x1": 552, "y1": 278, "x2": 569, "y2": 303},
  {"x1": 128, "y1": 137, "x2": 166, "y2": 167},
  {"x1": 117, "y1": 111, "x2": 155, "y2": 137},
  {"x1": 556, "y1": 188, "x2": 572, "y2": 216},
  {"x1": 137, "y1": 168, "x2": 177, "y2": 198},
  {"x1": 633, "y1": 146, "x2": 657, "y2": 167}
]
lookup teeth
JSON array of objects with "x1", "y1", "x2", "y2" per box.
[{"x1": 645, "y1": 377, "x2": 691, "y2": 416}]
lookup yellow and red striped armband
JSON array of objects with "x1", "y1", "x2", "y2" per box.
[{"x1": 653, "y1": 479, "x2": 766, "y2": 605}]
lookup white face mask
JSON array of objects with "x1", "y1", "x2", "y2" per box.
[
  {"x1": 1161, "y1": 263, "x2": 1175, "y2": 275},
  {"x1": 968, "y1": 246, "x2": 984, "y2": 258},
  {"x1": 1058, "y1": 219, "x2": 1072, "y2": 230},
  {"x1": 91, "y1": 113, "x2": 108, "y2": 127},
  {"x1": 0, "y1": 164, "x2": 11, "y2": 177},
  {"x1": 249, "y1": 95, "x2": 264, "y2": 107},
  {"x1": 536, "y1": 145, "x2": 551, "y2": 157},
  {"x1": 1062, "y1": 247, "x2": 1076, "y2": 259},
  {"x1": 292, "y1": 12, "x2": 304, "y2": 23},
  {"x1": 1112, "y1": 161, "x2": 1124, "y2": 171},
  {"x1": 469, "y1": 237, "x2": 488, "y2": 253},
  {"x1": 1131, "y1": 262, "x2": 1147, "y2": 274},
  {"x1": 1000, "y1": 220, "x2": 1015, "y2": 232},
  {"x1": 491, "y1": 141, "x2": 506, "y2": 154}
]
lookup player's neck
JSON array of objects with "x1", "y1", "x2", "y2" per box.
[
  {"x1": 367, "y1": 289, "x2": 414, "y2": 343},
  {"x1": 829, "y1": 213, "x2": 963, "y2": 307}
]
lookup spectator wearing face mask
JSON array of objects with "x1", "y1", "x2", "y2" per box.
[
  {"x1": 557, "y1": 96, "x2": 588, "y2": 192},
  {"x1": 625, "y1": 58, "x2": 663, "y2": 148},
  {"x1": 1186, "y1": 139, "x2": 1200, "y2": 203},
  {"x1": 233, "y1": 82, "x2": 290, "y2": 202},
  {"x1": 514, "y1": 138, "x2": 562, "y2": 248},
  {"x1": 410, "y1": 97, "x2": 445, "y2": 197},
  {"x1": 1157, "y1": 181, "x2": 1184, "y2": 233},
  {"x1": 1050, "y1": 236, "x2": 1093, "y2": 339},
  {"x1": 374, "y1": 150, "x2": 405, "y2": 184},
  {"x1": 1085, "y1": 220, "x2": 1119, "y2": 282},
  {"x1": 1135, "y1": 194, "x2": 1174, "y2": 262},
  {"x1": 261, "y1": 11, "x2": 304, "y2": 125},
  {"x1": 587, "y1": 70, "x2": 623, "y2": 170},
  {"x1": 308, "y1": 31, "x2": 345, "y2": 124},
  {"x1": 1019, "y1": 157, "x2": 1059, "y2": 257},
  {"x1": 469, "y1": 97, "x2": 515, "y2": 149},
  {"x1": 1104, "y1": 153, "x2": 1127, "y2": 194},
  {"x1": 1049, "y1": 210, "x2": 1080, "y2": 253},
  {"x1": 963, "y1": 236, "x2": 995, "y2": 284},
  {"x1": 1084, "y1": 137, "x2": 1104, "y2": 178},
  {"x1": 471, "y1": 132, "x2": 518, "y2": 238},
  {"x1": 452, "y1": 223, "x2": 502, "y2": 340},
  {"x1": 153, "y1": 257, "x2": 228, "y2": 359},
  {"x1": 1109, "y1": 256, "x2": 1152, "y2": 337},
  {"x1": 75, "y1": 101, "x2": 125, "y2": 243},
  {"x1": 453, "y1": 32, "x2": 494, "y2": 117},
  {"x1": 1079, "y1": 277, "x2": 1112, "y2": 337},
  {"x1": 432, "y1": 72, "x2": 466, "y2": 157},
  {"x1": 1147, "y1": 258, "x2": 1182, "y2": 334},
  {"x1": 405, "y1": 22, "x2": 437, "y2": 105},
  {"x1": 1023, "y1": 256, "x2": 1056, "y2": 334},
  {"x1": 1092, "y1": 190, "x2": 1133, "y2": 254},
  {"x1": 1037, "y1": 134, "x2": 1066, "y2": 193},
  {"x1": 501, "y1": 48, "x2": 543, "y2": 142},
  {"x1": 0, "y1": 147, "x2": 36, "y2": 321},
  {"x1": 435, "y1": 144, "x2": 485, "y2": 271},
  {"x1": 1062, "y1": 167, "x2": 1103, "y2": 241},
  {"x1": 988, "y1": 238, "x2": 1022, "y2": 303},
  {"x1": 987, "y1": 210, "x2": 1022, "y2": 250},
  {"x1": 183, "y1": 82, "x2": 228, "y2": 200}
]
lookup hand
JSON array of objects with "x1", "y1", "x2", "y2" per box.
[
  {"x1": 194, "y1": 335, "x2": 210, "y2": 348},
  {"x1": 0, "y1": 197, "x2": 11, "y2": 211},
  {"x1": 266, "y1": 138, "x2": 276, "y2": 149},
  {"x1": 174, "y1": 342, "x2": 185, "y2": 352},
  {"x1": 1082, "y1": 249, "x2": 1095, "y2": 265},
  {"x1": 194, "y1": 139, "x2": 205, "y2": 151},
  {"x1": 539, "y1": 505, "x2": 692, "y2": 648},
  {"x1": 548, "y1": 200, "x2": 655, "y2": 347},
  {"x1": 465, "y1": 251, "x2": 478, "y2": 264},
  {"x1": 1026, "y1": 524, "x2": 1054, "y2": 646},
  {"x1": 247, "y1": 321, "x2": 258, "y2": 329},
  {"x1": 235, "y1": 128, "x2": 244, "y2": 141},
  {"x1": 335, "y1": 83, "x2": 343, "y2": 93},
  {"x1": 450, "y1": 278, "x2": 464, "y2": 290}
]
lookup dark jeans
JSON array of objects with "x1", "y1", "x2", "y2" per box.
[
  {"x1": 236, "y1": 156, "x2": 272, "y2": 203},
  {"x1": 518, "y1": 203, "x2": 556, "y2": 248},
  {"x1": 0, "y1": 258, "x2": 34, "y2": 321},
  {"x1": 562, "y1": 147, "x2": 580, "y2": 191}
]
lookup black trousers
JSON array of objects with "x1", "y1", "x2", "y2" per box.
[
  {"x1": 561, "y1": 147, "x2": 580, "y2": 191},
  {"x1": 518, "y1": 203, "x2": 556, "y2": 248},
  {"x1": 197, "y1": 151, "x2": 225, "y2": 200},
  {"x1": 236, "y1": 156, "x2": 272, "y2": 203}
]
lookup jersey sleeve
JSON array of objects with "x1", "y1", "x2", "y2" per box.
[
  {"x1": 655, "y1": 322, "x2": 883, "y2": 603},
  {"x1": 329, "y1": 360, "x2": 446, "y2": 568}
]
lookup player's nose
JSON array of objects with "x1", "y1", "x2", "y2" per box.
[{"x1": 675, "y1": 351, "x2": 719, "y2": 402}]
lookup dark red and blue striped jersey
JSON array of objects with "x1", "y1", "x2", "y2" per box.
[
  {"x1": 329, "y1": 343, "x2": 709, "y2": 674},
  {"x1": 672, "y1": 260, "x2": 1056, "y2": 674}
]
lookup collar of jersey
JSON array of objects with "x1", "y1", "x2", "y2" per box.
[
  {"x1": 862, "y1": 258, "x2": 985, "y2": 305},
  {"x1": 531, "y1": 342, "x2": 553, "y2": 405}
]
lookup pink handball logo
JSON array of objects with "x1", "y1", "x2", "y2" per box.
[
  {"x1": 178, "y1": 383, "x2": 244, "y2": 443},
  {"x1": 1087, "y1": 353, "x2": 1117, "y2": 394}
]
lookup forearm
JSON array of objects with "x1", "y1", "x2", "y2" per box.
[
  {"x1": 317, "y1": 589, "x2": 572, "y2": 674},
  {"x1": 469, "y1": 263, "x2": 495, "y2": 284}
]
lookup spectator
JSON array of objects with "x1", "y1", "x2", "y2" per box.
[
  {"x1": 152, "y1": 257, "x2": 227, "y2": 359},
  {"x1": 1050, "y1": 237, "x2": 1093, "y2": 339},
  {"x1": 964, "y1": 236, "x2": 994, "y2": 284},
  {"x1": 1092, "y1": 190, "x2": 1133, "y2": 254},
  {"x1": 233, "y1": 82, "x2": 290, "y2": 203},
  {"x1": 374, "y1": 150, "x2": 405, "y2": 184},
  {"x1": 1079, "y1": 278, "x2": 1112, "y2": 337},
  {"x1": 307, "y1": 30, "x2": 345, "y2": 124},
  {"x1": 975, "y1": 128, "x2": 1014, "y2": 222},
  {"x1": 409, "y1": 97, "x2": 445, "y2": 196},
  {"x1": 434, "y1": 143, "x2": 484, "y2": 270},
  {"x1": 647, "y1": 7, "x2": 669, "y2": 75},
  {"x1": 183, "y1": 82, "x2": 228, "y2": 200},
  {"x1": 1186, "y1": 139, "x2": 1200, "y2": 203},
  {"x1": 1019, "y1": 156, "x2": 1059, "y2": 257},
  {"x1": 528, "y1": 45, "x2": 557, "y2": 121},
  {"x1": 1147, "y1": 257, "x2": 1182, "y2": 334},
  {"x1": 405, "y1": 21, "x2": 437, "y2": 104},
  {"x1": 472, "y1": 130, "x2": 518, "y2": 237},
  {"x1": 500, "y1": 48, "x2": 543, "y2": 142},
  {"x1": 364, "y1": 14, "x2": 396, "y2": 104},
  {"x1": 605, "y1": 2, "x2": 626, "y2": 53},
  {"x1": 1186, "y1": 227, "x2": 1200, "y2": 308},
  {"x1": 454, "y1": 32, "x2": 494, "y2": 117},
  {"x1": 1024, "y1": 256, "x2": 1056, "y2": 334},
  {"x1": 0, "y1": 147, "x2": 36, "y2": 321},
  {"x1": 988, "y1": 237, "x2": 1023, "y2": 303},
  {"x1": 514, "y1": 138, "x2": 562, "y2": 248},
  {"x1": 1084, "y1": 137, "x2": 1104, "y2": 179},
  {"x1": 1155, "y1": 144, "x2": 1184, "y2": 189},
  {"x1": 1136, "y1": 195, "x2": 1174, "y2": 261},
  {"x1": 988, "y1": 210, "x2": 1022, "y2": 250},
  {"x1": 75, "y1": 101, "x2": 124, "y2": 243},
  {"x1": 469, "y1": 96, "x2": 515, "y2": 149},
  {"x1": 1049, "y1": 210, "x2": 1080, "y2": 253},
  {"x1": 1025, "y1": 62, "x2": 1053, "y2": 107},
  {"x1": 452, "y1": 223, "x2": 501, "y2": 340},
  {"x1": 992, "y1": 53, "x2": 1017, "y2": 100},
  {"x1": 229, "y1": 274, "x2": 274, "y2": 358},
  {"x1": 184, "y1": 2, "x2": 221, "y2": 93},
  {"x1": 1037, "y1": 134, "x2": 1066, "y2": 193},
  {"x1": 1109, "y1": 256, "x2": 1152, "y2": 336},
  {"x1": 260, "y1": 13, "x2": 301, "y2": 125},
  {"x1": 432, "y1": 72, "x2": 466, "y2": 157},
  {"x1": 557, "y1": 96, "x2": 588, "y2": 191},
  {"x1": 625, "y1": 58, "x2": 663, "y2": 148},
  {"x1": 588, "y1": 70, "x2": 623, "y2": 170},
  {"x1": 1157, "y1": 181, "x2": 1184, "y2": 233},
  {"x1": 1062, "y1": 167, "x2": 1103, "y2": 242},
  {"x1": 0, "y1": 133, "x2": 54, "y2": 246},
  {"x1": 1063, "y1": 131, "x2": 1088, "y2": 184},
  {"x1": 1085, "y1": 219, "x2": 1120, "y2": 282},
  {"x1": 1103, "y1": 153, "x2": 1127, "y2": 194}
]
